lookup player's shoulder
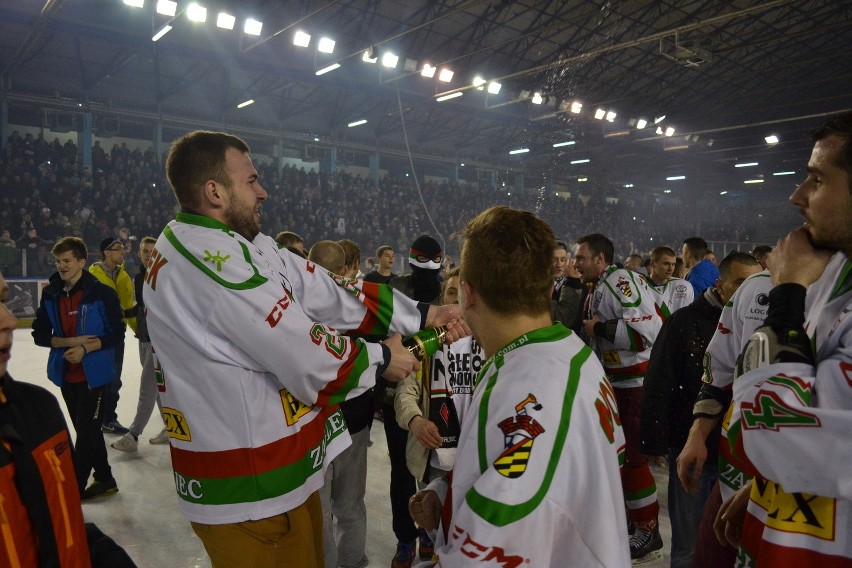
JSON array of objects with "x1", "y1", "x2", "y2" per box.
[{"x1": 163, "y1": 215, "x2": 269, "y2": 290}]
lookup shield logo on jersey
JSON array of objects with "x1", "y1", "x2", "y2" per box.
[
  {"x1": 493, "y1": 394, "x2": 545, "y2": 478},
  {"x1": 616, "y1": 277, "x2": 633, "y2": 298}
]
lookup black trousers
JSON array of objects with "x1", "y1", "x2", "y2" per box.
[
  {"x1": 381, "y1": 403, "x2": 418, "y2": 543},
  {"x1": 60, "y1": 382, "x2": 112, "y2": 492}
]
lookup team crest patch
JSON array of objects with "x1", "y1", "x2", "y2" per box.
[
  {"x1": 616, "y1": 277, "x2": 633, "y2": 298},
  {"x1": 493, "y1": 394, "x2": 545, "y2": 478}
]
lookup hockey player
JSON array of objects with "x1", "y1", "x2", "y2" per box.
[
  {"x1": 574, "y1": 233, "x2": 664, "y2": 560},
  {"x1": 144, "y1": 130, "x2": 466, "y2": 567},
  {"x1": 723, "y1": 111, "x2": 852, "y2": 566},
  {"x1": 643, "y1": 245, "x2": 694, "y2": 319},
  {"x1": 408, "y1": 206, "x2": 629, "y2": 567}
]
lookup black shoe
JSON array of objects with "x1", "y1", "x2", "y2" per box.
[
  {"x1": 82, "y1": 478, "x2": 119, "y2": 500},
  {"x1": 101, "y1": 420, "x2": 130, "y2": 435},
  {"x1": 629, "y1": 524, "x2": 662, "y2": 559}
]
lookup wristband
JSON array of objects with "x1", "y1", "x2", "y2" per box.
[{"x1": 81, "y1": 344, "x2": 88, "y2": 355}]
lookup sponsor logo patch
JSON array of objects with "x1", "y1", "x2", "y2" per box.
[
  {"x1": 751, "y1": 479, "x2": 836, "y2": 541},
  {"x1": 616, "y1": 276, "x2": 634, "y2": 298},
  {"x1": 280, "y1": 388, "x2": 313, "y2": 426},
  {"x1": 162, "y1": 407, "x2": 191, "y2": 441}
]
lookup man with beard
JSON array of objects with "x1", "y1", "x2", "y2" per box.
[
  {"x1": 720, "y1": 112, "x2": 852, "y2": 566},
  {"x1": 574, "y1": 233, "x2": 664, "y2": 561},
  {"x1": 144, "y1": 131, "x2": 466, "y2": 567},
  {"x1": 377, "y1": 235, "x2": 444, "y2": 567}
]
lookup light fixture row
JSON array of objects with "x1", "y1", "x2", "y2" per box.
[{"x1": 124, "y1": 0, "x2": 263, "y2": 40}]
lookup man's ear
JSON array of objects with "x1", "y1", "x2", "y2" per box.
[
  {"x1": 461, "y1": 281, "x2": 476, "y2": 310},
  {"x1": 203, "y1": 180, "x2": 225, "y2": 207}
]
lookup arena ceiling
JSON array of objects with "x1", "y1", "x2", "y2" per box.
[{"x1": 1, "y1": 0, "x2": 850, "y2": 201}]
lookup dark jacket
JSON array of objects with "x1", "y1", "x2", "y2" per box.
[
  {"x1": 640, "y1": 288, "x2": 723, "y2": 457},
  {"x1": 32, "y1": 270, "x2": 124, "y2": 388},
  {"x1": 134, "y1": 268, "x2": 149, "y2": 342},
  {"x1": 0, "y1": 374, "x2": 91, "y2": 567}
]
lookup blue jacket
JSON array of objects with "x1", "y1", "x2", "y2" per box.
[
  {"x1": 32, "y1": 270, "x2": 125, "y2": 388},
  {"x1": 685, "y1": 258, "x2": 719, "y2": 297}
]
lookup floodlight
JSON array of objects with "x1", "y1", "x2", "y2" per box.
[
  {"x1": 156, "y1": 0, "x2": 177, "y2": 16},
  {"x1": 236, "y1": 99, "x2": 254, "y2": 109},
  {"x1": 421, "y1": 64, "x2": 436, "y2": 78},
  {"x1": 294, "y1": 31, "x2": 311, "y2": 47},
  {"x1": 765, "y1": 135, "x2": 779, "y2": 144},
  {"x1": 773, "y1": 171, "x2": 796, "y2": 176},
  {"x1": 578, "y1": 177, "x2": 588, "y2": 182},
  {"x1": 318, "y1": 37, "x2": 335, "y2": 54},
  {"x1": 509, "y1": 148, "x2": 529, "y2": 155},
  {"x1": 382, "y1": 52, "x2": 399, "y2": 68},
  {"x1": 187, "y1": 3, "x2": 207, "y2": 22},
  {"x1": 570, "y1": 101, "x2": 582, "y2": 114},
  {"x1": 605, "y1": 111, "x2": 616, "y2": 122},
  {"x1": 666, "y1": 175, "x2": 685, "y2": 181},
  {"x1": 665, "y1": 127, "x2": 675, "y2": 136},
  {"x1": 594, "y1": 108, "x2": 605, "y2": 120},
  {"x1": 404, "y1": 58, "x2": 418, "y2": 72},
  {"x1": 636, "y1": 119, "x2": 647, "y2": 129},
  {"x1": 473, "y1": 76, "x2": 486, "y2": 90},
  {"x1": 744, "y1": 179, "x2": 764, "y2": 184},
  {"x1": 362, "y1": 49, "x2": 377, "y2": 63},
  {"x1": 124, "y1": 0, "x2": 144, "y2": 8},
  {"x1": 720, "y1": 191, "x2": 728, "y2": 195},
  {"x1": 244, "y1": 19, "x2": 262, "y2": 36},
  {"x1": 624, "y1": 184, "x2": 634, "y2": 188},
  {"x1": 216, "y1": 13, "x2": 235, "y2": 30},
  {"x1": 656, "y1": 127, "x2": 663, "y2": 135},
  {"x1": 570, "y1": 159, "x2": 590, "y2": 165},
  {"x1": 735, "y1": 162, "x2": 758, "y2": 168},
  {"x1": 152, "y1": 24, "x2": 172, "y2": 41},
  {"x1": 552, "y1": 141, "x2": 575, "y2": 148},
  {"x1": 438, "y1": 69, "x2": 454, "y2": 82},
  {"x1": 315, "y1": 63, "x2": 341, "y2": 76},
  {"x1": 654, "y1": 115, "x2": 666, "y2": 124},
  {"x1": 487, "y1": 82, "x2": 501, "y2": 94},
  {"x1": 348, "y1": 119, "x2": 367, "y2": 128},
  {"x1": 436, "y1": 92, "x2": 463, "y2": 102},
  {"x1": 531, "y1": 92, "x2": 543, "y2": 104}
]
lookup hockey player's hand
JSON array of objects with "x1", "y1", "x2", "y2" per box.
[
  {"x1": 714, "y1": 479, "x2": 752, "y2": 548},
  {"x1": 769, "y1": 227, "x2": 833, "y2": 287},
  {"x1": 409, "y1": 490, "x2": 442, "y2": 532},
  {"x1": 381, "y1": 334, "x2": 420, "y2": 382},
  {"x1": 63, "y1": 345, "x2": 86, "y2": 365},
  {"x1": 410, "y1": 416, "x2": 442, "y2": 449},
  {"x1": 676, "y1": 436, "x2": 708, "y2": 494},
  {"x1": 426, "y1": 304, "x2": 461, "y2": 328},
  {"x1": 582, "y1": 314, "x2": 601, "y2": 338}
]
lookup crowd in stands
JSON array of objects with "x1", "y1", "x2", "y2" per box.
[{"x1": 1, "y1": 131, "x2": 755, "y2": 278}]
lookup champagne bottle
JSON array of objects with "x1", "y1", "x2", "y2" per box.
[{"x1": 402, "y1": 325, "x2": 448, "y2": 361}]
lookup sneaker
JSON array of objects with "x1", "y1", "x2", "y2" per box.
[
  {"x1": 391, "y1": 541, "x2": 415, "y2": 568},
  {"x1": 111, "y1": 433, "x2": 138, "y2": 453},
  {"x1": 101, "y1": 421, "x2": 130, "y2": 435},
  {"x1": 82, "y1": 478, "x2": 118, "y2": 500},
  {"x1": 418, "y1": 531, "x2": 434, "y2": 561},
  {"x1": 149, "y1": 429, "x2": 169, "y2": 444},
  {"x1": 629, "y1": 524, "x2": 663, "y2": 560}
]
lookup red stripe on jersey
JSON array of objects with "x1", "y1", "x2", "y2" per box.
[
  {"x1": 741, "y1": 511, "x2": 851, "y2": 567},
  {"x1": 607, "y1": 361, "x2": 649, "y2": 376},
  {"x1": 168, "y1": 406, "x2": 332, "y2": 478},
  {"x1": 352, "y1": 281, "x2": 381, "y2": 336}
]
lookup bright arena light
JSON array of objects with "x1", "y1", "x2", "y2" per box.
[
  {"x1": 382, "y1": 52, "x2": 399, "y2": 68},
  {"x1": 156, "y1": 0, "x2": 177, "y2": 16},
  {"x1": 438, "y1": 68, "x2": 454, "y2": 82},
  {"x1": 420, "y1": 64, "x2": 436, "y2": 78},
  {"x1": 531, "y1": 92, "x2": 543, "y2": 104},
  {"x1": 294, "y1": 31, "x2": 311, "y2": 47},
  {"x1": 187, "y1": 3, "x2": 207, "y2": 22},
  {"x1": 244, "y1": 19, "x2": 263, "y2": 36},
  {"x1": 318, "y1": 37, "x2": 335, "y2": 54},
  {"x1": 487, "y1": 82, "x2": 501, "y2": 94},
  {"x1": 216, "y1": 13, "x2": 235, "y2": 30}
]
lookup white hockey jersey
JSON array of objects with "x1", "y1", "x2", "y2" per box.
[
  {"x1": 644, "y1": 276, "x2": 694, "y2": 319},
  {"x1": 145, "y1": 212, "x2": 424, "y2": 524},
  {"x1": 701, "y1": 271, "x2": 772, "y2": 500},
  {"x1": 729, "y1": 252, "x2": 852, "y2": 566},
  {"x1": 434, "y1": 324, "x2": 630, "y2": 567},
  {"x1": 589, "y1": 265, "x2": 662, "y2": 387}
]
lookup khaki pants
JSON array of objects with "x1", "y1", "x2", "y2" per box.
[{"x1": 191, "y1": 491, "x2": 324, "y2": 568}]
